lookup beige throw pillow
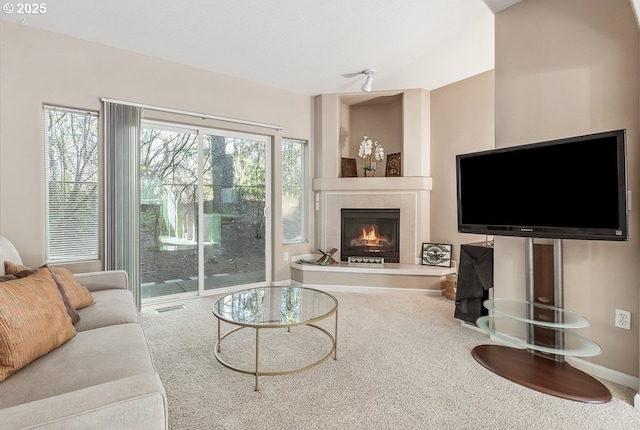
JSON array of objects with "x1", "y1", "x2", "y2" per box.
[{"x1": 0, "y1": 267, "x2": 77, "y2": 382}]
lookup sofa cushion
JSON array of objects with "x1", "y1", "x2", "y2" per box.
[
  {"x1": 5, "y1": 262, "x2": 95, "y2": 310},
  {"x1": 0, "y1": 323, "x2": 156, "y2": 408},
  {"x1": 0, "y1": 374, "x2": 167, "y2": 430},
  {"x1": 0, "y1": 268, "x2": 77, "y2": 382},
  {"x1": 0, "y1": 267, "x2": 80, "y2": 325},
  {"x1": 74, "y1": 289, "x2": 138, "y2": 332},
  {"x1": 0, "y1": 236, "x2": 22, "y2": 276}
]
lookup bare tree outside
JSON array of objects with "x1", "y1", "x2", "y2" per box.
[
  {"x1": 45, "y1": 112, "x2": 268, "y2": 296},
  {"x1": 139, "y1": 127, "x2": 266, "y2": 295}
]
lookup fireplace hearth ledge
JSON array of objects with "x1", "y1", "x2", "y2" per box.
[
  {"x1": 290, "y1": 259, "x2": 457, "y2": 294},
  {"x1": 290, "y1": 261, "x2": 455, "y2": 276}
]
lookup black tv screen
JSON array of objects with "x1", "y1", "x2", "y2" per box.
[{"x1": 456, "y1": 129, "x2": 628, "y2": 241}]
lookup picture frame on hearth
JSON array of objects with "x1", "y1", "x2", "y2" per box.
[{"x1": 421, "y1": 243, "x2": 452, "y2": 267}]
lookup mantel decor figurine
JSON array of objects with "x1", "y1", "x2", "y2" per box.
[{"x1": 358, "y1": 136, "x2": 384, "y2": 177}]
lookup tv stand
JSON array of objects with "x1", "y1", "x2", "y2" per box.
[{"x1": 472, "y1": 238, "x2": 612, "y2": 403}]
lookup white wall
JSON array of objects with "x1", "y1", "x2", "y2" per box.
[
  {"x1": 430, "y1": 71, "x2": 495, "y2": 262},
  {"x1": 494, "y1": 0, "x2": 640, "y2": 377},
  {"x1": 0, "y1": 21, "x2": 312, "y2": 280}
]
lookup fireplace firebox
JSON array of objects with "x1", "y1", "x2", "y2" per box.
[{"x1": 341, "y1": 208, "x2": 400, "y2": 263}]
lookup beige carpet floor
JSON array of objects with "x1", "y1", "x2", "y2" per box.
[{"x1": 139, "y1": 291, "x2": 640, "y2": 430}]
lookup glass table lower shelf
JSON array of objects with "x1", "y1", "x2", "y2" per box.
[{"x1": 476, "y1": 315, "x2": 602, "y2": 357}]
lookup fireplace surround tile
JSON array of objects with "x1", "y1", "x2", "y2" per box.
[
  {"x1": 368, "y1": 194, "x2": 386, "y2": 208},
  {"x1": 323, "y1": 191, "x2": 420, "y2": 264},
  {"x1": 339, "y1": 193, "x2": 356, "y2": 207},
  {"x1": 384, "y1": 194, "x2": 402, "y2": 207}
]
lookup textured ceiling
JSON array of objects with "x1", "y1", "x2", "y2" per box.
[{"x1": 0, "y1": 0, "x2": 523, "y2": 95}]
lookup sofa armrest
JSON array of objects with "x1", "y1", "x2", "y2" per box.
[
  {"x1": 73, "y1": 270, "x2": 128, "y2": 292},
  {"x1": 0, "y1": 374, "x2": 167, "y2": 430}
]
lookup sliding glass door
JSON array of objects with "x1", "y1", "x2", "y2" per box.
[
  {"x1": 139, "y1": 122, "x2": 270, "y2": 302},
  {"x1": 139, "y1": 125, "x2": 199, "y2": 300},
  {"x1": 202, "y1": 132, "x2": 269, "y2": 291}
]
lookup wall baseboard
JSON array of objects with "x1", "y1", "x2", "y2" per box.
[
  {"x1": 566, "y1": 356, "x2": 639, "y2": 391},
  {"x1": 272, "y1": 279, "x2": 292, "y2": 286}
]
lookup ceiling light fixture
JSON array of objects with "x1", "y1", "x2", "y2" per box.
[{"x1": 361, "y1": 69, "x2": 376, "y2": 92}]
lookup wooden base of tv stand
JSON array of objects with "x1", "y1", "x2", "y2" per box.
[{"x1": 471, "y1": 344, "x2": 612, "y2": 403}]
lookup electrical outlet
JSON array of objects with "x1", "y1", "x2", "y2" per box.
[
  {"x1": 284, "y1": 252, "x2": 289, "y2": 261},
  {"x1": 615, "y1": 309, "x2": 631, "y2": 330}
]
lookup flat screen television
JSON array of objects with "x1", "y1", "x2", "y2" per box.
[{"x1": 456, "y1": 129, "x2": 628, "y2": 241}]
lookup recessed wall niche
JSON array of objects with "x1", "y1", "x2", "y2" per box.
[{"x1": 339, "y1": 93, "x2": 403, "y2": 177}]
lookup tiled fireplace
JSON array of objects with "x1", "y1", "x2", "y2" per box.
[
  {"x1": 316, "y1": 184, "x2": 429, "y2": 265},
  {"x1": 301, "y1": 179, "x2": 450, "y2": 293},
  {"x1": 341, "y1": 208, "x2": 400, "y2": 262},
  {"x1": 299, "y1": 91, "x2": 449, "y2": 291}
]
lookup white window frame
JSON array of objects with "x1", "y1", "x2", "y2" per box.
[
  {"x1": 281, "y1": 138, "x2": 307, "y2": 244},
  {"x1": 44, "y1": 105, "x2": 100, "y2": 263}
]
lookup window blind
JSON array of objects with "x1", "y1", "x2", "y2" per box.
[{"x1": 44, "y1": 106, "x2": 100, "y2": 262}]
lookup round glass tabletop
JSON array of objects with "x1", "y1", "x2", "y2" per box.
[{"x1": 212, "y1": 286, "x2": 338, "y2": 328}]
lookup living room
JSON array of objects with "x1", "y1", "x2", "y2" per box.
[{"x1": 1, "y1": 0, "x2": 640, "y2": 428}]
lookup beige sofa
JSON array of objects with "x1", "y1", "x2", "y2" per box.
[{"x1": 0, "y1": 236, "x2": 167, "y2": 429}]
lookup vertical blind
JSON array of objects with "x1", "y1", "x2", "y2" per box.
[{"x1": 104, "y1": 102, "x2": 142, "y2": 310}]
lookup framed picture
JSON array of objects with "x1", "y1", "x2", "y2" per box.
[
  {"x1": 341, "y1": 157, "x2": 357, "y2": 177},
  {"x1": 386, "y1": 152, "x2": 401, "y2": 177},
  {"x1": 421, "y1": 243, "x2": 452, "y2": 267}
]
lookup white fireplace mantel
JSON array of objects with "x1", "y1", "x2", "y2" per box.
[{"x1": 312, "y1": 176, "x2": 432, "y2": 192}]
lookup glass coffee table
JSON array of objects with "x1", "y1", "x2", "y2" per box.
[{"x1": 212, "y1": 286, "x2": 338, "y2": 391}]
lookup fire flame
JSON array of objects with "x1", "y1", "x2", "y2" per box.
[
  {"x1": 349, "y1": 224, "x2": 390, "y2": 251},
  {"x1": 361, "y1": 225, "x2": 382, "y2": 242}
]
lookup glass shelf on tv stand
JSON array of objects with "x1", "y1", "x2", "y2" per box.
[
  {"x1": 476, "y1": 315, "x2": 601, "y2": 357},
  {"x1": 471, "y1": 240, "x2": 610, "y2": 403},
  {"x1": 483, "y1": 298, "x2": 589, "y2": 329}
]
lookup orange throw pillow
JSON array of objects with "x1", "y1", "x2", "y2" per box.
[
  {"x1": 5, "y1": 262, "x2": 94, "y2": 310},
  {"x1": 49, "y1": 268, "x2": 95, "y2": 310},
  {"x1": 0, "y1": 267, "x2": 77, "y2": 382},
  {"x1": 1, "y1": 267, "x2": 80, "y2": 325}
]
